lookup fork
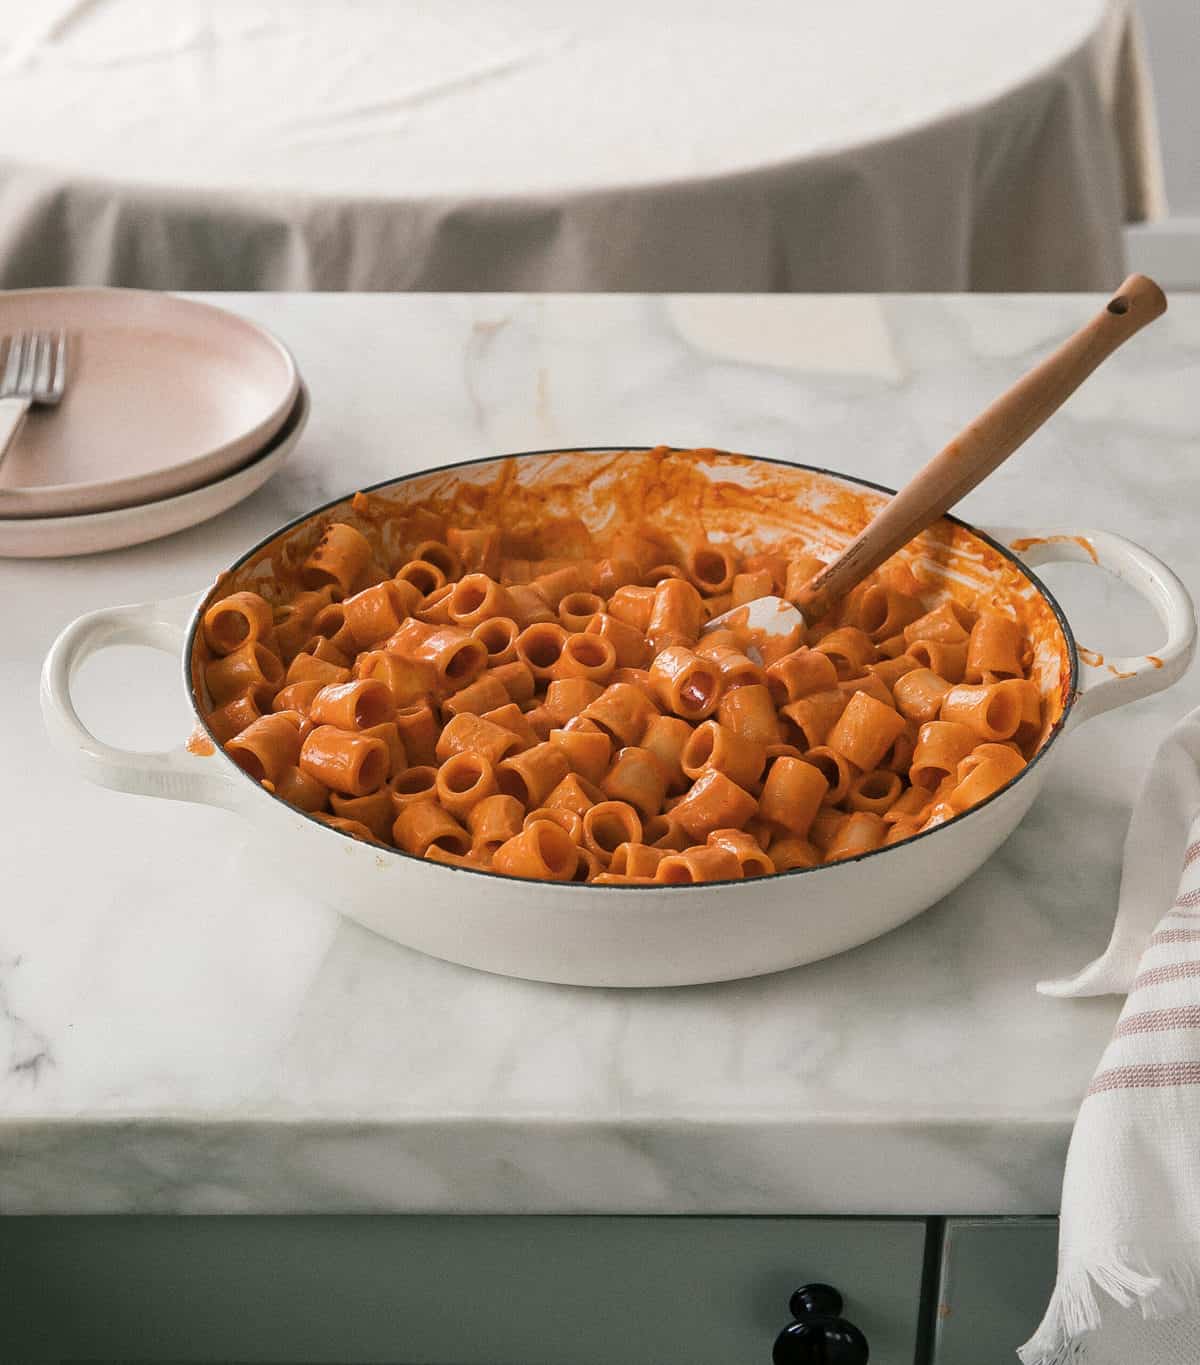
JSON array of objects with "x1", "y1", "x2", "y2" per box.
[{"x1": 0, "y1": 330, "x2": 68, "y2": 473}]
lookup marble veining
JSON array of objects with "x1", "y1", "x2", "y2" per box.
[{"x1": 2, "y1": 292, "x2": 1197, "y2": 1214}]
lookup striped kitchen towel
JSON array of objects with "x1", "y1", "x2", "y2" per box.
[{"x1": 1021, "y1": 708, "x2": 1200, "y2": 1364}]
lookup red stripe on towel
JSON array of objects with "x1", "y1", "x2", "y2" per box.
[
  {"x1": 1177, "y1": 888, "x2": 1200, "y2": 908},
  {"x1": 1151, "y1": 929, "x2": 1200, "y2": 946},
  {"x1": 1088, "y1": 1061, "x2": 1200, "y2": 1095},
  {"x1": 1116, "y1": 1006, "x2": 1200, "y2": 1037},
  {"x1": 1185, "y1": 841, "x2": 1200, "y2": 869},
  {"x1": 1132, "y1": 961, "x2": 1200, "y2": 991}
]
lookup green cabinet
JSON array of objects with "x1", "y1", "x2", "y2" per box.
[
  {"x1": 1, "y1": 1215, "x2": 926, "y2": 1365},
  {"x1": 931, "y1": 1218, "x2": 1059, "y2": 1365}
]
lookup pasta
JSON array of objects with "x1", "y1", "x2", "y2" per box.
[{"x1": 200, "y1": 499, "x2": 1046, "y2": 882}]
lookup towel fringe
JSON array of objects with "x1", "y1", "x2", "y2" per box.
[{"x1": 1019, "y1": 1250, "x2": 1200, "y2": 1365}]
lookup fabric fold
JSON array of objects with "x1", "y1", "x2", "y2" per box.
[
  {"x1": 1023, "y1": 707, "x2": 1200, "y2": 1364},
  {"x1": 1039, "y1": 712, "x2": 1200, "y2": 998},
  {"x1": 0, "y1": 0, "x2": 1162, "y2": 291}
]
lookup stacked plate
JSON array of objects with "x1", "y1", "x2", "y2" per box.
[{"x1": 0, "y1": 289, "x2": 308, "y2": 557}]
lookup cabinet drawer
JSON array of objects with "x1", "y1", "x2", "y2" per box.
[
  {"x1": 1, "y1": 1214, "x2": 925, "y2": 1364},
  {"x1": 932, "y1": 1217, "x2": 1058, "y2": 1365}
]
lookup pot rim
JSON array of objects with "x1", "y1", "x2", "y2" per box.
[{"x1": 186, "y1": 446, "x2": 1079, "y2": 891}]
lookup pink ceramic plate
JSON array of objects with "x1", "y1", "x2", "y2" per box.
[
  {"x1": 0, "y1": 288, "x2": 298, "y2": 518},
  {"x1": 0, "y1": 383, "x2": 308, "y2": 559}
]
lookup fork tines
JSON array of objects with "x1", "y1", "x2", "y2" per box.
[{"x1": 0, "y1": 330, "x2": 67, "y2": 404}]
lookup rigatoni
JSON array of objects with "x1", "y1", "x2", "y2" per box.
[
  {"x1": 206, "y1": 640, "x2": 283, "y2": 707},
  {"x1": 330, "y1": 790, "x2": 397, "y2": 843},
  {"x1": 649, "y1": 646, "x2": 721, "y2": 720},
  {"x1": 825, "y1": 812, "x2": 888, "y2": 862},
  {"x1": 609, "y1": 843, "x2": 669, "y2": 878},
  {"x1": 300, "y1": 726, "x2": 389, "y2": 796},
  {"x1": 583, "y1": 801, "x2": 643, "y2": 862},
  {"x1": 892, "y1": 668, "x2": 953, "y2": 724},
  {"x1": 847, "y1": 769, "x2": 903, "y2": 816},
  {"x1": 947, "y1": 743, "x2": 1026, "y2": 810},
  {"x1": 656, "y1": 845, "x2": 742, "y2": 883},
  {"x1": 549, "y1": 720, "x2": 613, "y2": 785},
  {"x1": 515, "y1": 622, "x2": 569, "y2": 680},
  {"x1": 766, "y1": 647, "x2": 838, "y2": 704},
  {"x1": 394, "y1": 558, "x2": 447, "y2": 596},
  {"x1": 966, "y1": 613, "x2": 1027, "y2": 682},
  {"x1": 686, "y1": 542, "x2": 739, "y2": 596},
  {"x1": 468, "y1": 794, "x2": 525, "y2": 859},
  {"x1": 404, "y1": 623, "x2": 487, "y2": 690},
  {"x1": 497, "y1": 742, "x2": 571, "y2": 808},
  {"x1": 472, "y1": 616, "x2": 519, "y2": 664},
  {"x1": 272, "y1": 764, "x2": 329, "y2": 813},
  {"x1": 392, "y1": 802, "x2": 471, "y2": 858},
  {"x1": 909, "y1": 721, "x2": 977, "y2": 791},
  {"x1": 225, "y1": 712, "x2": 302, "y2": 785},
  {"x1": 553, "y1": 633, "x2": 617, "y2": 684},
  {"x1": 393, "y1": 702, "x2": 440, "y2": 766},
  {"x1": 646, "y1": 578, "x2": 704, "y2": 654},
  {"x1": 343, "y1": 580, "x2": 423, "y2": 649},
  {"x1": 585, "y1": 613, "x2": 651, "y2": 668},
  {"x1": 310, "y1": 679, "x2": 395, "y2": 731},
  {"x1": 813, "y1": 627, "x2": 876, "y2": 679},
  {"x1": 718, "y1": 684, "x2": 782, "y2": 746},
  {"x1": 708, "y1": 829, "x2": 775, "y2": 877},
  {"x1": 436, "y1": 712, "x2": 520, "y2": 767},
  {"x1": 206, "y1": 691, "x2": 266, "y2": 744},
  {"x1": 939, "y1": 681, "x2": 1025, "y2": 741},
  {"x1": 441, "y1": 674, "x2": 511, "y2": 720},
  {"x1": 202, "y1": 506, "x2": 1048, "y2": 879},
  {"x1": 448, "y1": 574, "x2": 515, "y2": 628},
  {"x1": 758, "y1": 758, "x2": 826, "y2": 838},
  {"x1": 435, "y1": 752, "x2": 499, "y2": 817},
  {"x1": 671, "y1": 770, "x2": 757, "y2": 840},
  {"x1": 602, "y1": 747, "x2": 670, "y2": 818},
  {"x1": 492, "y1": 820, "x2": 578, "y2": 881},
  {"x1": 302, "y1": 522, "x2": 373, "y2": 595},
  {"x1": 581, "y1": 682, "x2": 659, "y2": 747},
  {"x1": 680, "y1": 721, "x2": 766, "y2": 790},
  {"x1": 203, "y1": 591, "x2": 275, "y2": 656}
]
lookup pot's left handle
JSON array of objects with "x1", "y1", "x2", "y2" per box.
[
  {"x1": 992, "y1": 527, "x2": 1196, "y2": 725},
  {"x1": 40, "y1": 592, "x2": 243, "y2": 809}
]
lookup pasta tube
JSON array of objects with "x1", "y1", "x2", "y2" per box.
[
  {"x1": 656, "y1": 845, "x2": 743, "y2": 883},
  {"x1": 203, "y1": 591, "x2": 275, "y2": 656},
  {"x1": 300, "y1": 726, "x2": 389, "y2": 796},
  {"x1": 492, "y1": 820, "x2": 578, "y2": 881}
]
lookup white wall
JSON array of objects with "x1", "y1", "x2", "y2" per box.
[
  {"x1": 1137, "y1": 0, "x2": 1200, "y2": 214},
  {"x1": 1126, "y1": 0, "x2": 1200, "y2": 286}
]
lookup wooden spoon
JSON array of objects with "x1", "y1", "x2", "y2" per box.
[{"x1": 705, "y1": 273, "x2": 1167, "y2": 645}]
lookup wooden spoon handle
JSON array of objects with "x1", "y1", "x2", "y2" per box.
[{"x1": 797, "y1": 274, "x2": 1167, "y2": 620}]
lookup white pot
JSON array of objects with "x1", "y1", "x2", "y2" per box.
[{"x1": 41, "y1": 451, "x2": 1197, "y2": 987}]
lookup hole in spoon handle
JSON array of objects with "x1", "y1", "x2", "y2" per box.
[{"x1": 1106, "y1": 273, "x2": 1166, "y2": 324}]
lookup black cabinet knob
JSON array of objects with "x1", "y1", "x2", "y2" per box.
[
  {"x1": 789, "y1": 1284, "x2": 844, "y2": 1320},
  {"x1": 772, "y1": 1282, "x2": 869, "y2": 1364}
]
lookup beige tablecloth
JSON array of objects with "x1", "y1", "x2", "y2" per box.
[{"x1": 0, "y1": 0, "x2": 1166, "y2": 291}]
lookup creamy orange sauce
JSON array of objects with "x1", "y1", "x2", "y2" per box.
[
  {"x1": 186, "y1": 727, "x2": 215, "y2": 756},
  {"x1": 195, "y1": 448, "x2": 1073, "y2": 739},
  {"x1": 1010, "y1": 533, "x2": 1099, "y2": 566}
]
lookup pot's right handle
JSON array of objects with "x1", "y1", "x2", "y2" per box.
[
  {"x1": 40, "y1": 592, "x2": 243, "y2": 809},
  {"x1": 991, "y1": 527, "x2": 1196, "y2": 725}
]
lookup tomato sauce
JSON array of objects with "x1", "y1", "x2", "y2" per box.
[{"x1": 194, "y1": 447, "x2": 1073, "y2": 742}]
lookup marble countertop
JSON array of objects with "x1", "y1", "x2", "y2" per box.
[{"x1": 3, "y1": 292, "x2": 1197, "y2": 1216}]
